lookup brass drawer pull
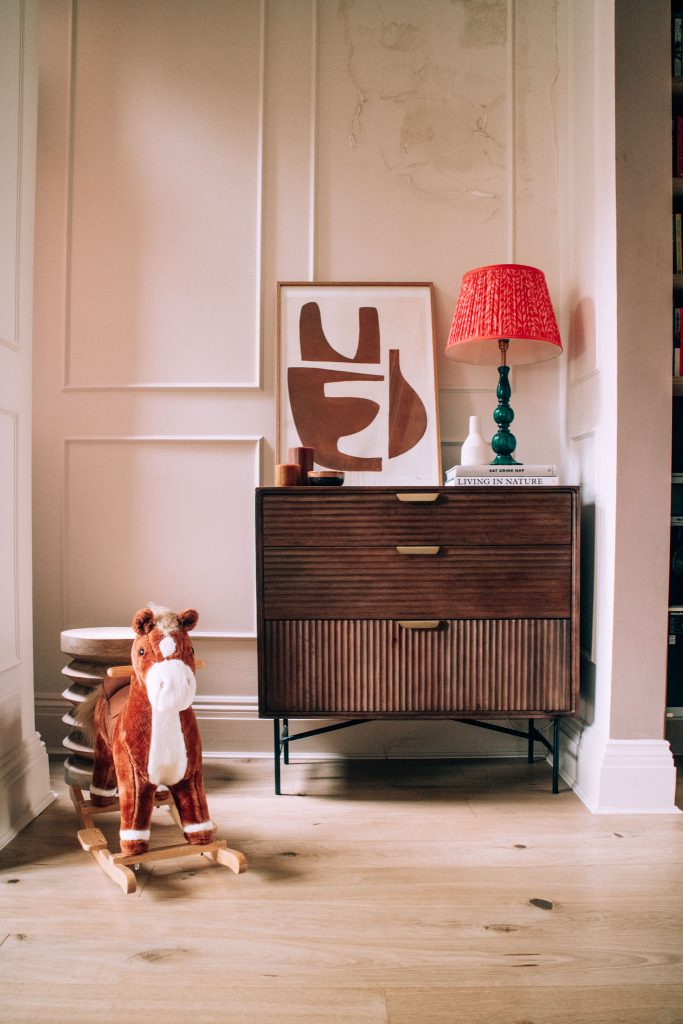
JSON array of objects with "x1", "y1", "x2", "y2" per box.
[
  {"x1": 398, "y1": 620, "x2": 442, "y2": 630},
  {"x1": 395, "y1": 545, "x2": 441, "y2": 556},
  {"x1": 396, "y1": 492, "x2": 440, "y2": 503}
]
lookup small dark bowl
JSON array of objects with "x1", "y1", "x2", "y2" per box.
[{"x1": 308, "y1": 471, "x2": 345, "y2": 486}]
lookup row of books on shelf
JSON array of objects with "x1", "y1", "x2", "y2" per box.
[
  {"x1": 445, "y1": 464, "x2": 558, "y2": 487},
  {"x1": 673, "y1": 213, "x2": 683, "y2": 272},
  {"x1": 675, "y1": 308, "x2": 683, "y2": 377},
  {"x1": 673, "y1": 15, "x2": 683, "y2": 380},
  {"x1": 674, "y1": 117, "x2": 683, "y2": 178},
  {"x1": 674, "y1": 16, "x2": 683, "y2": 78}
]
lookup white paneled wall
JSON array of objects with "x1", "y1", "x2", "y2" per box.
[
  {"x1": 33, "y1": 0, "x2": 563, "y2": 757},
  {"x1": 554, "y1": 0, "x2": 677, "y2": 813},
  {"x1": 0, "y1": 0, "x2": 53, "y2": 849},
  {"x1": 0, "y1": 411, "x2": 18, "y2": 675}
]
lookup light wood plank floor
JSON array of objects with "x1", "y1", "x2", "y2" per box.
[{"x1": 1, "y1": 756, "x2": 682, "y2": 1024}]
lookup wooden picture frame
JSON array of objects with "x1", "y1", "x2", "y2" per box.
[{"x1": 276, "y1": 282, "x2": 442, "y2": 486}]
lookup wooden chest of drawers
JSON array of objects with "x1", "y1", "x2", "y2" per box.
[{"x1": 256, "y1": 486, "x2": 580, "y2": 722}]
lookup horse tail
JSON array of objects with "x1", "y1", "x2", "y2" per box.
[{"x1": 73, "y1": 684, "x2": 102, "y2": 743}]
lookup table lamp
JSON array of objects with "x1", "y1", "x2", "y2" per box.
[{"x1": 445, "y1": 263, "x2": 562, "y2": 465}]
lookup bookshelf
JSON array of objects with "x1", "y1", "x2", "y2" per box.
[
  {"x1": 674, "y1": 89, "x2": 683, "y2": 388},
  {"x1": 674, "y1": 15, "x2": 683, "y2": 389}
]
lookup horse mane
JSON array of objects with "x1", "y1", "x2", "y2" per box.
[{"x1": 147, "y1": 602, "x2": 181, "y2": 632}]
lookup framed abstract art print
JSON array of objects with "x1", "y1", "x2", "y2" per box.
[{"x1": 276, "y1": 282, "x2": 442, "y2": 486}]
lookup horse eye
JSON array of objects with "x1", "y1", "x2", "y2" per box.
[
  {"x1": 191, "y1": 646, "x2": 194, "y2": 653},
  {"x1": 138, "y1": 647, "x2": 145, "y2": 656}
]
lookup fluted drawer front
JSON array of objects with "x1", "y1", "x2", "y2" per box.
[
  {"x1": 261, "y1": 618, "x2": 572, "y2": 716},
  {"x1": 261, "y1": 488, "x2": 573, "y2": 548},
  {"x1": 262, "y1": 546, "x2": 572, "y2": 619}
]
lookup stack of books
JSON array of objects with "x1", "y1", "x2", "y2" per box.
[
  {"x1": 674, "y1": 15, "x2": 682, "y2": 79},
  {"x1": 445, "y1": 464, "x2": 559, "y2": 486}
]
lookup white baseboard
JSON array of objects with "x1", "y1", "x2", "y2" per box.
[
  {"x1": 559, "y1": 719, "x2": 680, "y2": 814},
  {"x1": 39, "y1": 692, "x2": 540, "y2": 759},
  {"x1": 0, "y1": 731, "x2": 57, "y2": 851}
]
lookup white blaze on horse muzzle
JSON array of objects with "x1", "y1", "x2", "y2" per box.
[{"x1": 144, "y1": 659, "x2": 196, "y2": 712}]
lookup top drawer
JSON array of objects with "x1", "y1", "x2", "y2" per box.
[{"x1": 259, "y1": 487, "x2": 575, "y2": 548}]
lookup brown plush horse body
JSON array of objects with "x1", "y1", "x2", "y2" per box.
[{"x1": 82, "y1": 605, "x2": 215, "y2": 857}]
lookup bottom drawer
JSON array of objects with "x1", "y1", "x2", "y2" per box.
[{"x1": 260, "y1": 618, "x2": 573, "y2": 716}]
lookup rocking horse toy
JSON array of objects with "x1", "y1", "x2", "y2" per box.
[{"x1": 71, "y1": 604, "x2": 246, "y2": 893}]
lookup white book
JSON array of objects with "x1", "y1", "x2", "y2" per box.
[
  {"x1": 446, "y1": 476, "x2": 559, "y2": 487},
  {"x1": 446, "y1": 463, "x2": 558, "y2": 479}
]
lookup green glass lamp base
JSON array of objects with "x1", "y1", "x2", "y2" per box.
[
  {"x1": 491, "y1": 453, "x2": 521, "y2": 466},
  {"x1": 490, "y1": 364, "x2": 520, "y2": 465}
]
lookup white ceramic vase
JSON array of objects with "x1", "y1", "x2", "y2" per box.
[{"x1": 460, "y1": 415, "x2": 490, "y2": 466}]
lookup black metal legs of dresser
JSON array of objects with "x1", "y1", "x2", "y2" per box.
[
  {"x1": 453, "y1": 716, "x2": 563, "y2": 794},
  {"x1": 272, "y1": 716, "x2": 563, "y2": 795},
  {"x1": 530, "y1": 717, "x2": 561, "y2": 794},
  {"x1": 273, "y1": 719, "x2": 281, "y2": 795},
  {"x1": 272, "y1": 718, "x2": 293, "y2": 795},
  {"x1": 551, "y1": 717, "x2": 560, "y2": 794},
  {"x1": 272, "y1": 717, "x2": 370, "y2": 794}
]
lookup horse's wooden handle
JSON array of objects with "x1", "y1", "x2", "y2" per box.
[{"x1": 107, "y1": 658, "x2": 205, "y2": 678}]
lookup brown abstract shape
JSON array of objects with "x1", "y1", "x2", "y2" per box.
[
  {"x1": 388, "y1": 349, "x2": 427, "y2": 458},
  {"x1": 299, "y1": 302, "x2": 381, "y2": 363},
  {"x1": 288, "y1": 367, "x2": 383, "y2": 471}
]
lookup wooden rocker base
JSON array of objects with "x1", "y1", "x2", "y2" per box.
[{"x1": 70, "y1": 786, "x2": 247, "y2": 894}]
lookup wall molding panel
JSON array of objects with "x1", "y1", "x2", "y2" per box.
[
  {"x1": 0, "y1": 0, "x2": 54, "y2": 846},
  {"x1": 0, "y1": 0, "x2": 25, "y2": 353},
  {"x1": 0, "y1": 409, "x2": 20, "y2": 674},
  {"x1": 505, "y1": 0, "x2": 517, "y2": 263},
  {"x1": 63, "y1": 0, "x2": 266, "y2": 391},
  {"x1": 307, "y1": 0, "x2": 319, "y2": 281},
  {"x1": 62, "y1": 435, "x2": 262, "y2": 636}
]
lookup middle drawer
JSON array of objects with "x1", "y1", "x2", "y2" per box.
[{"x1": 262, "y1": 545, "x2": 572, "y2": 619}]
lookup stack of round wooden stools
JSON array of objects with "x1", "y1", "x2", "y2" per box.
[{"x1": 60, "y1": 627, "x2": 133, "y2": 788}]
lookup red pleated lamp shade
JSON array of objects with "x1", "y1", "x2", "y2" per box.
[{"x1": 445, "y1": 263, "x2": 562, "y2": 365}]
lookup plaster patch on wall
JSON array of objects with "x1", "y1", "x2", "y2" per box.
[
  {"x1": 339, "y1": 0, "x2": 507, "y2": 205},
  {"x1": 380, "y1": 19, "x2": 422, "y2": 52},
  {"x1": 460, "y1": 0, "x2": 507, "y2": 47}
]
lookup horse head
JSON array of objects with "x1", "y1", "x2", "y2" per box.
[{"x1": 131, "y1": 605, "x2": 198, "y2": 714}]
